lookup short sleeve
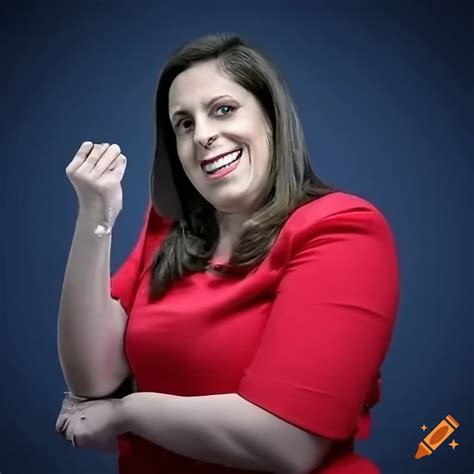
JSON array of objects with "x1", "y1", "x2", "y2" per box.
[
  {"x1": 237, "y1": 204, "x2": 400, "y2": 440},
  {"x1": 110, "y1": 202, "x2": 152, "y2": 316}
]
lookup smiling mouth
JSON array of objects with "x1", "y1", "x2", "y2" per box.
[
  {"x1": 201, "y1": 148, "x2": 242, "y2": 167},
  {"x1": 201, "y1": 148, "x2": 243, "y2": 174}
]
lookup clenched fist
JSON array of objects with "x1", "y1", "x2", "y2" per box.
[{"x1": 66, "y1": 142, "x2": 127, "y2": 229}]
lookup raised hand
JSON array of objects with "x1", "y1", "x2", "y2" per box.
[{"x1": 65, "y1": 142, "x2": 127, "y2": 229}]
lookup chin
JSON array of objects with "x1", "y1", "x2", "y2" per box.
[{"x1": 215, "y1": 195, "x2": 253, "y2": 212}]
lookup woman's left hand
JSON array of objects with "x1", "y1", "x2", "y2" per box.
[{"x1": 55, "y1": 393, "x2": 126, "y2": 452}]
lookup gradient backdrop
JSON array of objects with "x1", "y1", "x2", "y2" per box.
[{"x1": 2, "y1": 1, "x2": 472, "y2": 473}]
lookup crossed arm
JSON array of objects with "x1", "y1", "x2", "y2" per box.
[{"x1": 119, "y1": 391, "x2": 332, "y2": 473}]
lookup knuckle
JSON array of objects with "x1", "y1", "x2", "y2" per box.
[
  {"x1": 75, "y1": 171, "x2": 88, "y2": 181},
  {"x1": 91, "y1": 165, "x2": 105, "y2": 175}
]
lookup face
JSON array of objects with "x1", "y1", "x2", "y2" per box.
[{"x1": 168, "y1": 60, "x2": 272, "y2": 216}]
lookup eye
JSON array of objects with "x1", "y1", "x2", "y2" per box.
[
  {"x1": 215, "y1": 104, "x2": 236, "y2": 116},
  {"x1": 174, "y1": 105, "x2": 236, "y2": 133},
  {"x1": 177, "y1": 119, "x2": 193, "y2": 131}
]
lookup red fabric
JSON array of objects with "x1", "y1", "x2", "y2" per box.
[{"x1": 110, "y1": 191, "x2": 399, "y2": 473}]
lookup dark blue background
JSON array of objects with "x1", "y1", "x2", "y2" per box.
[{"x1": 2, "y1": 1, "x2": 472, "y2": 473}]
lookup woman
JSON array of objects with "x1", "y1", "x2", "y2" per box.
[{"x1": 56, "y1": 33, "x2": 399, "y2": 473}]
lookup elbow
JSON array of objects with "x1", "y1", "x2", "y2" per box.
[
  {"x1": 290, "y1": 440, "x2": 333, "y2": 473},
  {"x1": 271, "y1": 456, "x2": 316, "y2": 474},
  {"x1": 286, "y1": 456, "x2": 323, "y2": 474},
  {"x1": 292, "y1": 459, "x2": 322, "y2": 474},
  {"x1": 260, "y1": 445, "x2": 320, "y2": 474}
]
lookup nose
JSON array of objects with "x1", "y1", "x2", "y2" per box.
[{"x1": 193, "y1": 119, "x2": 219, "y2": 149}]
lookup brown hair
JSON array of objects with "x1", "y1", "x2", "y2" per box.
[{"x1": 148, "y1": 33, "x2": 340, "y2": 301}]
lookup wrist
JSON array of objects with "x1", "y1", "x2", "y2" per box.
[
  {"x1": 64, "y1": 391, "x2": 89, "y2": 401},
  {"x1": 78, "y1": 203, "x2": 117, "y2": 223},
  {"x1": 76, "y1": 210, "x2": 115, "y2": 238},
  {"x1": 117, "y1": 393, "x2": 137, "y2": 435}
]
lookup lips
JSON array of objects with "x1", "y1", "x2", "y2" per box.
[
  {"x1": 203, "y1": 149, "x2": 243, "y2": 179},
  {"x1": 200, "y1": 148, "x2": 242, "y2": 167}
]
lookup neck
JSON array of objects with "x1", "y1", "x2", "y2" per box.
[
  {"x1": 213, "y1": 211, "x2": 251, "y2": 253},
  {"x1": 216, "y1": 210, "x2": 249, "y2": 236}
]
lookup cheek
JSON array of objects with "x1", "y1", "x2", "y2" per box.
[
  {"x1": 176, "y1": 144, "x2": 192, "y2": 172},
  {"x1": 253, "y1": 135, "x2": 270, "y2": 167},
  {"x1": 176, "y1": 142, "x2": 186, "y2": 160}
]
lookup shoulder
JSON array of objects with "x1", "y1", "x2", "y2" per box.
[
  {"x1": 282, "y1": 191, "x2": 396, "y2": 250},
  {"x1": 288, "y1": 191, "x2": 384, "y2": 225}
]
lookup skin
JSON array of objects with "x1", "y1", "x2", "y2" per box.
[
  {"x1": 56, "y1": 393, "x2": 331, "y2": 471},
  {"x1": 168, "y1": 59, "x2": 272, "y2": 258}
]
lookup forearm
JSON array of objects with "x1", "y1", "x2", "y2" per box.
[
  {"x1": 120, "y1": 392, "x2": 302, "y2": 472},
  {"x1": 57, "y1": 210, "x2": 121, "y2": 397}
]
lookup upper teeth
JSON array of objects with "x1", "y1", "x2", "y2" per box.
[{"x1": 203, "y1": 150, "x2": 241, "y2": 172}]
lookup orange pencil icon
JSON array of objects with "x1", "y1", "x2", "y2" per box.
[{"x1": 415, "y1": 414, "x2": 460, "y2": 459}]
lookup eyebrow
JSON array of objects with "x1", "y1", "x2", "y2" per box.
[{"x1": 170, "y1": 94, "x2": 235, "y2": 122}]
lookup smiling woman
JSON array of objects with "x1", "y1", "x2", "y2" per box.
[
  {"x1": 57, "y1": 32, "x2": 399, "y2": 474},
  {"x1": 167, "y1": 59, "x2": 274, "y2": 229},
  {"x1": 149, "y1": 34, "x2": 339, "y2": 298}
]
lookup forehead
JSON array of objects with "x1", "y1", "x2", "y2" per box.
[{"x1": 168, "y1": 60, "x2": 247, "y2": 113}]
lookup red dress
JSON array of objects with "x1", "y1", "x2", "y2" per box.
[{"x1": 110, "y1": 191, "x2": 400, "y2": 473}]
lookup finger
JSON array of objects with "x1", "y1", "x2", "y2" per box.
[
  {"x1": 67, "y1": 413, "x2": 86, "y2": 447},
  {"x1": 109, "y1": 153, "x2": 127, "y2": 176},
  {"x1": 60, "y1": 418, "x2": 70, "y2": 439},
  {"x1": 108, "y1": 152, "x2": 125, "y2": 170},
  {"x1": 56, "y1": 406, "x2": 74, "y2": 433},
  {"x1": 81, "y1": 143, "x2": 110, "y2": 172},
  {"x1": 89, "y1": 143, "x2": 122, "y2": 177},
  {"x1": 67, "y1": 142, "x2": 107, "y2": 175},
  {"x1": 59, "y1": 415, "x2": 70, "y2": 433},
  {"x1": 66, "y1": 141, "x2": 94, "y2": 174},
  {"x1": 67, "y1": 142, "x2": 109, "y2": 176},
  {"x1": 63, "y1": 418, "x2": 76, "y2": 443},
  {"x1": 55, "y1": 415, "x2": 66, "y2": 433}
]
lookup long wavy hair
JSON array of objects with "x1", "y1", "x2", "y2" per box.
[{"x1": 148, "y1": 33, "x2": 340, "y2": 301}]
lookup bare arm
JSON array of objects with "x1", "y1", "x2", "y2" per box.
[
  {"x1": 57, "y1": 209, "x2": 130, "y2": 399},
  {"x1": 120, "y1": 392, "x2": 332, "y2": 473}
]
